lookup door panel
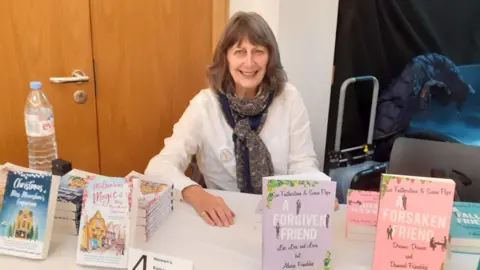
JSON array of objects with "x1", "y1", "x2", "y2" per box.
[
  {"x1": 0, "y1": 1, "x2": 100, "y2": 172},
  {"x1": 91, "y1": 0, "x2": 226, "y2": 176}
]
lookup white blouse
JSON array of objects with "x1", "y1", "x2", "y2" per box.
[{"x1": 144, "y1": 83, "x2": 320, "y2": 196}]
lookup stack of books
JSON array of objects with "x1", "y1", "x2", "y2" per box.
[
  {"x1": 127, "y1": 171, "x2": 174, "y2": 241},
  {"x1": 345, "y1": 189, "x2": 379, "y2": 242},
  {"x1": 54, "y1": 169, "x2": 93, "y2": 235},
  {"x1": 51, "y1": 168, "x2": 175, "y2": 241}
]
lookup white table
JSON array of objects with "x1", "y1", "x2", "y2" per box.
[{"x1": 0, "y1": 190, "x2": 478, "y2": 269}]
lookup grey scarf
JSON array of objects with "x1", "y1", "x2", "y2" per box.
[{"x1": 219, "y1": 88, "x2": 275, "y2": 194}]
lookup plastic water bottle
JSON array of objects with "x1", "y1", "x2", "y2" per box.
[{"x1": 24, "y1": 81, "x2": 58, "y2": 172}]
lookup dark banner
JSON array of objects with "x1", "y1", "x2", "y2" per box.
[{"x1": 325, "y1": 0, "x2": 480, "y2": 167}]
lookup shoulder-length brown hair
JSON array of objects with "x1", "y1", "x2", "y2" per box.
[{"x1": 207, "y1": 11, "x2": 287, "y2": 96}]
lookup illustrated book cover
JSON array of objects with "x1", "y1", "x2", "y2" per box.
[
  {"x1": 126, "y1": 171, "x2": 172, "y2": 206},
  {"x1": 345, "y1": 189, "x2": 379, "y2": 241},
  {"x1": 372, "y1": 174, "x2": 455, "y2": 270},
  {"x1": 449, "y1": 201, "x2": 480, "y2": 254},
  {"x1": 0, "y1": 170, "x2": 60, "y2": 259},
  {"x1": 76, "y1": 175, "x2": 139, "y2": 268},
  {"x1": 0, "y1": 163, "x2": 40, "y2": 210},
  {"x1": 57, "y1": 169, "x2": 94, "y2": 210},
  {"x1": 262, "y1": 173, "x2": 336, "y2": 270},
  {"x1": 55, "y1": 169, "x2": 96, "y2": 235}
]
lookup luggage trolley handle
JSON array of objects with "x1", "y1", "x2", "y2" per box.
[{"x1": 333, "y1": 76, "x2": 380, "y2": 162}]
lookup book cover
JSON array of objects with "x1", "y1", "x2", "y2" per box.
[
  {"x1": 76, "y1": 175, "x2": 138, "y2": 268},
  {"x1": 262, "y1": 174, "x2": 336, "y2": 270},
  {"x1": 345, "y1": 189, "x2": 379, "y2": 240},
  {"x1": 0, "y1": 163, "x2": 39, "y2": 210},
  {"x1": 0, "y1": 170, "x2": 59, "y2": 259},
  {"x1": 55, "y1": 169, "x2": 95, "y2": 235},
  {"x1": 57, "y1": 169, "x2": 94, "y2": 207},
  {"x1": 126, "y1": 171, "x2": 172, "y2": 204},
  {"x1": 449, "y1": 202, "x2": 480, "y2": 254},
  {"x1": 372, "y1": 174, "x2": 455, "y2": 270}
]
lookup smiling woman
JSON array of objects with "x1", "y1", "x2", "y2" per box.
[
  {"x1": 145, "y1": 11, "x2": 328, "y2": 227},
  {"x1": 226, "y1": 41, "x2": 269, "y2": 99},
  {"x1": 207, "y1": 11, "x2": 286, "y2": 99}
]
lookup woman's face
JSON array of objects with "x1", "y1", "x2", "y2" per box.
[{"x1": 226, "y1": 39, "x2": 269, "y2": 93}]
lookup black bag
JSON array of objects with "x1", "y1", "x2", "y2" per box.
[
  {"x1": 388, "y1": 137, "x2": 480, "y2": 202},
  {"x1": 349, "y1": 161, "x2": 388, "y2": 192}
]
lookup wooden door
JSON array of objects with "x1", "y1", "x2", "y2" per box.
[
  {"x1": 90, "y1": 0, "x2": 229, "y2": 176},
  {"x1": 0, "y1": 1, "x2": 100, "y2": 172}
]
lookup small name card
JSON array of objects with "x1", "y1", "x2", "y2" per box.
[
  {"x1": 345, "y1": 189, "x2": 379, "y2": 239},
  {"x1": 128, "y1": 248, "x2": 193, "y2": 270}
]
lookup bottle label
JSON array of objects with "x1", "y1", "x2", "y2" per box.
[{"x1": 25, "y1": 112, "x2": 55, "y2": 137}]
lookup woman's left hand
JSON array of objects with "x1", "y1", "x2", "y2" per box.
[{"x1": 334, "y1": 198, "x2": 339, "y2": 211}]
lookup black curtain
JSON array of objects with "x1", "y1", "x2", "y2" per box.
[{"x1": 324, "y1": 0, "x2": 480, "y2": 169}]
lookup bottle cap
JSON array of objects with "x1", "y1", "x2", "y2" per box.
[{"x1": 30, "y1": 81, "x2": 42, "y2": 90}]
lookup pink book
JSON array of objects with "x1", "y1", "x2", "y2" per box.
[
  {"x1": 372, "y1": 174, "x2": 455, "y2": 270},
  {"x1": 345, "y1": 189, "x2": 379, "y2": 241}
]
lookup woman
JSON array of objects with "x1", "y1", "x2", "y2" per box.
[{"x1": 145, "y1": 11, "x2": 332, "y2": 227}]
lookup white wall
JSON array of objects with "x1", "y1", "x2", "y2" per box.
[
  {"x1": 229, "y1": 0, "x2": 280, "y2": 36},
  {"x1": 229, "y1": 0, "x2": 339, "y2": 169}
]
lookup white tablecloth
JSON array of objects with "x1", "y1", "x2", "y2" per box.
[{"x1": 0, "y1": 190, "x2": 478, "y2": 269}]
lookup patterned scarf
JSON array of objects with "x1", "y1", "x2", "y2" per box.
[{"x1": 218, "y1": 87, "x2": 275, "y2": 194}]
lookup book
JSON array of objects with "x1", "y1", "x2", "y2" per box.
[
  {"x1": 135, "y1": 191, "x2": 173, "y2": 241},
  {"x1": 449, "y1": 201, "x2": 480, "y2": 254},
  {"x1": 0, "y1": 163, "x2": 40, "y2": 210},
  {"x1": 127, "y1": 171, "x2": 174, "y2": 241},
  {"x1": 76, "y1": 175, "x2": 139, "y2": 268},
  {"x1": 54, "y1": 169, "x2": 96, "y2": 235},
  {"x1": 126, "y1": 171, "x2": 173, "y2": 203},
  {"x1": 345, "y1": 189, "x2": 379, "y2": 241},
  {"x1": 0, "y1": 169, "x2": 60, "y2": 259},
  {"x1": 262, "y1": 173, "x2": 336, "y2": 270},
  {"x1": 372, "y1": 174, "x2": 455, "y2": 270}
]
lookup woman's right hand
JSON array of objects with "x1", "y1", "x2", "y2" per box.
[{"x1": 182, "y1": 185, "x2": 235, "y2": 227}]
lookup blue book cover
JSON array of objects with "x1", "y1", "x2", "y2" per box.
[
  {"x1": 0, "y1": 170, "x2": 59, "y2": 259},
  {"x1": 449, "y1": 202, "x2": 480, "y2": 254},
  {"x1": 451, "y1": 202, "x2": 480, "y2": 238}
]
